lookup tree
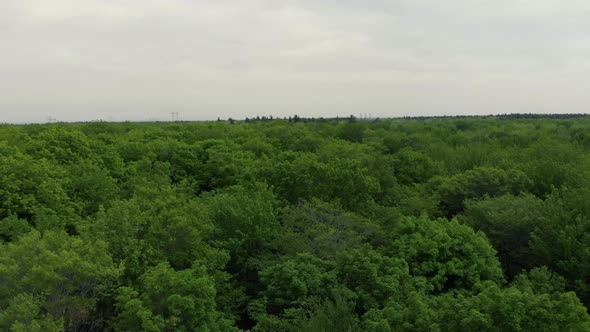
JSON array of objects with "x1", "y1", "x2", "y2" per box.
[
  {"x1": 363, "y1": 270, "x2": 590, "y2": 332},
  {"x1": 295, "y1": 293, "x2": 361, "y2": 332},
  {"x1": 26, "y1": 127, "x2": 95, "y2": 165},
  {"x1": 429, "y1": 167, "x2": 532, "y2": 218},
  {"x1": 115, "y1": 262, "x2": 235, "y2": 332},
  {"x1": 205, "y1": 183, "x2": 280, "y2": 268},
  {"x1": 266, "y1": 152, "x2": 379, "y2": 211},
  {"x1": 0, "y1": 153, "x2": 77, "y2": 228},
  {"x1": 66, "y1": 159, "x2": 120, "y2": 217},
  {"x1": 84, "y1": 186, "x2": 220, "y2": 279},
  {"x1": 336, "y1": 245, "x2": 413, "y2": 313},
  {"x1": 0, "y1": 230, "x2": 121, "y2": 331},
  {"x1": 277, "y1": 200, "x2": 381, "y2": 259},
  {"x1": 259, "y1": 253, "x2": 335, "y2": 313},
  {"x1": 0, "y1": 294, "x2": 63, "y2": 332},
  {"x1": 529, "y1": 186, "x2": 590, "y2": 305},
  {"x1": 392, "y1": 148, "x2": 444, "y2": 185},
  {"x1": 0, "y1": 215, "x2": 31, "y2": 243},
  {"x1": 3, "y1": 115, "x2": 590, "y2": 330},
  {"x1": 459, "y1": 193, "x2": 543, "y2": 278},
  {"x1": 385, "y1": 216, "x2": 504, "y2": 293},
  {"x1": 338, "y1": 122, "x2": 365, "y2": 143}
]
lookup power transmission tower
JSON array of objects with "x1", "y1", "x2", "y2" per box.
[{"x1": 171, "y1": 112, "x2": 180, "y2": 122}]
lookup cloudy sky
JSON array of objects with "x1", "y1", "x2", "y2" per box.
[{"x1": 2, "y1": 0, "x2": 590, "y2": 122}]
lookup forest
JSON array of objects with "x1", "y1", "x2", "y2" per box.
[{"x1": 2, "y1": 115, "x2": 590, "y2": 331}]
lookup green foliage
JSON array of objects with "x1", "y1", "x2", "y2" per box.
[
  {"x1": 0, "y1": 152, "x2": 76, "y2": 226},
  {"x1": 197, "y1": 140, "x2": 259, "y2": 190},
  {"x1": 386, "y1": 216, "x2": 505, "y2": 292},
  {"x1": 515, "y1": 141, "x2": 584, "y2": 197},
  {"x1": 0, "y1": 215, "x2": 31, "y2": 243},
  {"x1": 267, "y1": 151, "x2": 380, "y2": 211},
  {"x1": 296, "y1": 293, "x2": 361, "y2": 332},
  {"x1": 459, "y1": 193, "x2": 544, "y2": 277},
  {"x1": 430, "y1": 166, "x2": 532, "y2": 217},
  {"x1": 260, "y1": 253, "x2": 335, "y2": 311},
  {"x1": 338, "y1": 122, "x2": 366, "y2": 143},
  {"x1": 115, "y1": 262, "x2": 235, "y2": 332},
  {"x1": 278, "y1": 200, "x2": 381, "y2": 259},
  {"x1": 392, "y1": 148, "x2": 444, "y2": 185},
  {"x1": 364, "y1": 277, "x2": 590, "y2": 332},
  {"x1": 66, "y1": 159, "x2": 120, "y2": 216},
  {"x1": 206, "y1": 184, "x2": 280, "y2": 254},
  {"x1": 84, "y1": 187, "x2": 222, "y2": 279},
  {"x1": 530, "y1": 186, "x2": 590, "y2": 304},
  {"x1": 1, "y1": 118, "x2": 590, "y2": 330},
  {"x1": 0, "y1": 294, "x2": 63, "y2": 332},
  {"x1": 25, "y1": 127, "x2": 97, "y2": 165},
  {"x1": 336, "y1": 246, "x2": 413, "y2": 313},
  {"x1": 0, "y1": 230, "x2": 120, "y2": 330},
  {"x1": 431, "y1": 280, "x2": 590, "y2": 331}
]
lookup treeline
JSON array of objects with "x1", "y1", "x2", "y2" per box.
[
  {"x1": 223, "y1": 113, "x2": 590, "y2": 124},
  {"x1": 1, "y1": 117, "x2": 590, "y2": 331}
]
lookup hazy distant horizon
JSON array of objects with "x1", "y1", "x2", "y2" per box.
[
  {"x1": 3, "y1": 107, "x2": 589, "y2": 125},
  {"x1": 3, "y1": 1, "x2": 590, "y2": 123}
]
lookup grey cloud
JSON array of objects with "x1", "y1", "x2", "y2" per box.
[{"x1": 2, "y1": 0, "x2": 590, "y2": 123}]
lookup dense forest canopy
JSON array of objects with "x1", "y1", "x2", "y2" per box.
[{"x1": 1, "y1": 116, "x2": 590, "y2": 331}]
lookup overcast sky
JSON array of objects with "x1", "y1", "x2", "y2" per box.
[{"x1": 2, "y1": 0, "x2": 590, "y2": 122}]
